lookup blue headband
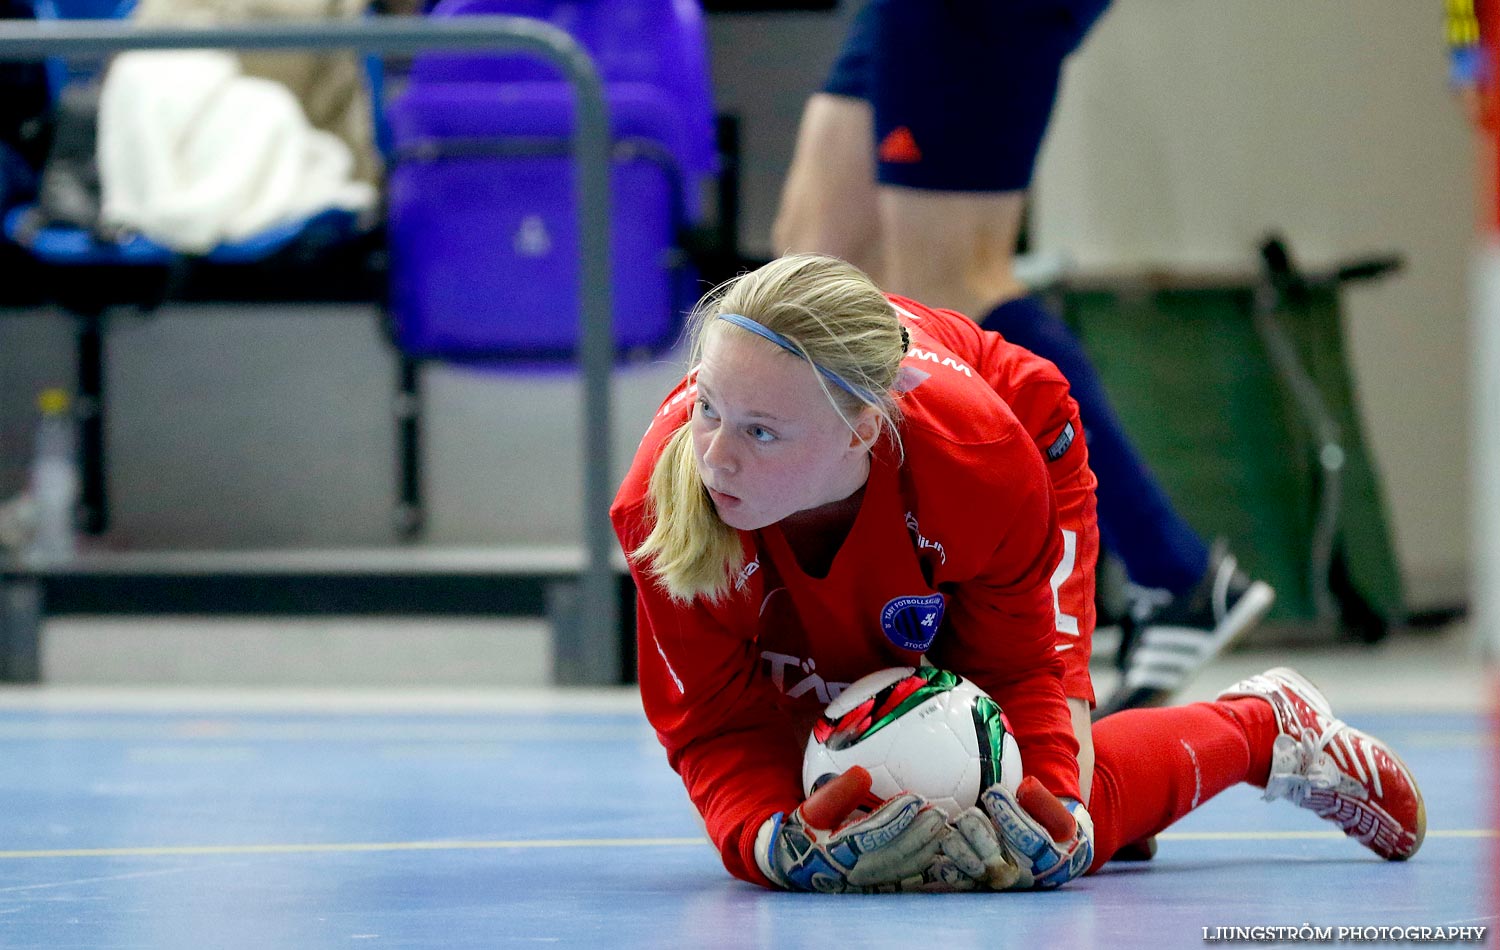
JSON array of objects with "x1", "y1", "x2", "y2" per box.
[{"x1": 717, "y1": 313, "x2": 877, "y2": 404}]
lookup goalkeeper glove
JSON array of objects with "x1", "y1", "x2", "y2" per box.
[
  {"x1": 757, "y1": 766, "x2": 969, "y2": 893},
  {"x1": 948, "y1": 775, "x2": 1094, "y2": 890}
]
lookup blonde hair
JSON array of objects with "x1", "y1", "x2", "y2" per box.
[{"x1": 633, "y1": 254, "x2": 907, "y2": 604}]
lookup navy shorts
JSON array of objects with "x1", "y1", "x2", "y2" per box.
[{"x1": 823, "y1": 0, "x2": 1111, "y2": 192}]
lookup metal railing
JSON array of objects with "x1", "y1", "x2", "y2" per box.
[{"x1": 0, "y1": 16, "x2": 620, "y2": 685}]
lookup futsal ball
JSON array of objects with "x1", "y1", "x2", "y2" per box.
[{"x1": 802, "y1": 666, "x2": 1023, "y2": 820}]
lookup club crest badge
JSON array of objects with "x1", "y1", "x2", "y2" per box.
[{"x1": 879, "y1": 593, "x2": 946, "y2": 652}]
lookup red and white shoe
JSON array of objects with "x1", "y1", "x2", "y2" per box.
[{"x1": 1217, "y1": 667, "x2": 1425, "y2": 860}]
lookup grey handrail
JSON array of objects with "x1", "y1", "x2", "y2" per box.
[{"x1": 0, "y1": 16, "x2": 620, "y2": 685}]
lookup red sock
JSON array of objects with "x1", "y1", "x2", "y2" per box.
[{"x1": 1086, "y1": 698, "x2": 1278, "y2": 872}]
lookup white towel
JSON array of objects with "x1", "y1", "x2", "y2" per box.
[{"x1": 98, "y1": 49, "x2": 375, "y2": 254}]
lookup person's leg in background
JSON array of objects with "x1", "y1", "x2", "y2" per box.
[
  {"x1": 773, "y1": 94, "x2": 882, "y2": 280},
  {"x1": 867, "y1": 0, "x2": 1273, "y2": 716},
  {"x1": 771, "y1": 1, "x2": 884, "y2": 281}
]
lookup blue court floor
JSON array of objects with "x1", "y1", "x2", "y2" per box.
[{"x1": 0, "y1": 682, "x2": 1492, "y2": 950}]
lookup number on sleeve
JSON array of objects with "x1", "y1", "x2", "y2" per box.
[{"x1": 1049, "y1": 529, "x2": 1080, "y2": 637}]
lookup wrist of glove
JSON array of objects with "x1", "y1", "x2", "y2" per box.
[
  {"x1": 755, "y1": 766, "x2": 975, "y2": 893},
  {"x1": 946, "y1": 775, "x2": 1094, "y2": 890}
]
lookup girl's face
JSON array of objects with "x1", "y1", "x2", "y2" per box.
[{"x1": 692, "y1": 326, "x2": 875, "y2": 532}]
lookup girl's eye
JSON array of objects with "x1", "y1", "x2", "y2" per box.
[
  {"x1": 748, "y1": 426, "x2": 776, "y2": 443},
  {"x1": 697, "y1": 398, "x2": 719, "y2": 420}
]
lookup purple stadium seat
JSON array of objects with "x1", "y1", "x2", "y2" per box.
[{"x1": 385, "y1": 0, "x2": 716, "y2": 364}]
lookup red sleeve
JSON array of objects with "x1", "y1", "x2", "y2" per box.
[
  {"x1": 967, "y1": 330, "x2": 1099, "y2": 706},
  {"x1": 611, "y1": 496, "x2": 803, "y2": 888},
  {"x1": 1046, "y1": 409, "x2": 1100, "y2": 705},
  {"x1": 925, "y1": 436, "x2": 1082, "y2": 803}
]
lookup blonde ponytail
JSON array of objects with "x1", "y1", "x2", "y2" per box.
[{"x1": 633, "y1": 423, "x2": 745, "y2": 604}]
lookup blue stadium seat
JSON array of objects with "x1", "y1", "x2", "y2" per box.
[{"x1": 383, "y1": 0, "x2": 716, "y2": 364}]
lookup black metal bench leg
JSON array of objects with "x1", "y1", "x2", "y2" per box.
[
  {"x1": 0, "y1": 577, "x2": 42, "y2": 683},
  {"x1": 75, "y1": 311, "x2": 107, "y2": 536},
  {"x1": 395, "y1": 356, "x2": 424, "y2": 541}
]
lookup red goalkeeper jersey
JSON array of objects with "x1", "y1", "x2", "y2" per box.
[{"x1": 611, "y1": 295, "x2": 1091, "y2": 887}]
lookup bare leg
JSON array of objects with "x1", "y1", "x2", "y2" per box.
[
  {"x1": 771, "y1": 93, "x2": 884, "y2": 281},
  {"x1": 876, "y1": 185, "x2": 1029, "y2": 319}
]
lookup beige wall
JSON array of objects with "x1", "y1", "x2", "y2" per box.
[{"x1": 1032, "y1": 1, "x2": 1476, "y2": 606}]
